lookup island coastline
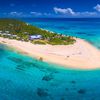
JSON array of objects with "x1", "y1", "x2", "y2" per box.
[{"x1": 0, "y1": 37, "x2": 100, "y2": 69}]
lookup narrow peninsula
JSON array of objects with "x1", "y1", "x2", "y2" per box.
[{"x1": 0, "y1": 18, "x2": 100, "y2": 69}]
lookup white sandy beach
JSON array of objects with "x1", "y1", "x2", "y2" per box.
[{"x1": 0, "y1": 37, "x2": 100, "y2": 69}]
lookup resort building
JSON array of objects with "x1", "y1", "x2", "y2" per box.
[{"x1": 29, "y1": 35, "x2": 42, "y2": 40}]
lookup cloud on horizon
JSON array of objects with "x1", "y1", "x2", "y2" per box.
[
  {"x1": 30, "y1": 12, "x2": 42, "y2": 16},
  {"x1": 1, "y1": 4, "x2": 100, "y2": 18},
  {"x1": 9, "y1": 12, "x2": 23, "y2": 16},
  {"x1": 53, "y1": 6, "x2": 98, "y2": 17},
  {"x1": 54, "y1": 7, "x2": 75, "y2": 15},
  {"x1": 94, "y1": 4, "x2": 100, "y2": 12},
  {"x1": 2, "y1": 11, "x2": 52, "y2": 18},
  {"x1": 53, "y1": 4, "x2": 100, "y2": 17}
]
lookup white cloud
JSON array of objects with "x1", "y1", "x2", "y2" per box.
[
  {"x1": 9, "y1": 12, "x2": 23, "y2": 16},
  {"x1": 94, "y1": 4, "x2": 100, "y2": 12},
  {"x1": 8, "y1": 12, "x2": 30, "y2": 17},
  {"x1": 3, "y1": 11, "x2": 42, "y2": 17},
  {"x1": 77, "y1": 11, "x2": 97, "y2": 16},
  {"x1": 43, "y1": 13, "x2": 51, "y2": 16},
  {"x1": 30, "y1": 12, "x2": 42, "y2": 16},
  {"x1": 54, "y1": 7, "x2": 75, "y2": 15},
  {"x1": 54, "y1": 7, "x2": 97, "y2": 17}
]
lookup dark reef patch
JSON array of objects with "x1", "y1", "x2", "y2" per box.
[
  {"x1": 86, "y1": 33, "x2": 95, "y2": 36},
  {"x1": 37, "y1": 88, "x2": 49, "y2": 97},
  {"x1": 65, "y1": 88, "x2": 69, "y2": 91},
  {"x1": 55, "y1": 26, "x2": 71, "y2": 30},
  {"x1": 76, "y1": 32, "x2": 87, "y2": 35},
  {"x1": 42, "y1": 73, "x2": 54, "y2": 81},
  {"x1": 76, "y1": 32, "x2": 96, "y2": 37},
  {"x1": 16, "y1": 65, "x2": 26, "y2": 71},
  {"x1": 8, "y1": 57, "x2": 24, "y2": 64},
  {"x1": 78, "y1": 89, "x2": 86, "y2": 94},
  {"x1": 61, "y1": 97, "x2": 65, "y2": 100},
  {"x1": 70, "y1": 80, "x2": 76, "y2": 84},
  {"x1": 8, "y1": 57, "x2": 39, "y2": 68},
  {"x1": 8, "y1": 56, "x2": 59, "y2": 74}
]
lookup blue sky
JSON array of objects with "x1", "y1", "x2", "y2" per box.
[{"x1": 0, "y1": 0, "x2": 100, "y2": 18}]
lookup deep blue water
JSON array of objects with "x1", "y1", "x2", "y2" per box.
[{"x1": 0, "y1": 18, "x2": 100, "y2": 100}]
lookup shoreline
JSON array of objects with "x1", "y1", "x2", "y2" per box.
[{"x1": 0, "y1": 37, "x2": 100, "y2": 69}]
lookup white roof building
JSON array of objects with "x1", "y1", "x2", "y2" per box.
[{"x1": 29, "y1": 35, "x2": 42, "y2": 40}]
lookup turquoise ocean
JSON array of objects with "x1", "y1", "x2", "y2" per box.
[{"x1": 0, "y1": 18, "x2": 100, "y2": 100}]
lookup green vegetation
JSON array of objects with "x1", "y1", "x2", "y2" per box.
[
  {"x1": 32, "y1": 40, "x2": 46, "y2": 45},
  {"x1": 0, "y1": 18, "x2": 76, "y2": 45}
]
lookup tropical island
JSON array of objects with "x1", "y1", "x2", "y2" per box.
[
  {"x1": 0, "y1": 18, "x2": 100, "y2": 69},
  {"x1": 0, "y1": 18, "x2": 76, "y2": 45}
]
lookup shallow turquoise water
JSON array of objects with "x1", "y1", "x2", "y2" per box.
[
  {"x1": 1, "y1": 18, "x2": 100, "y2": 100},
  {"x1": 0, "y1": 44, "x2": 100, "y2": 100}
]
